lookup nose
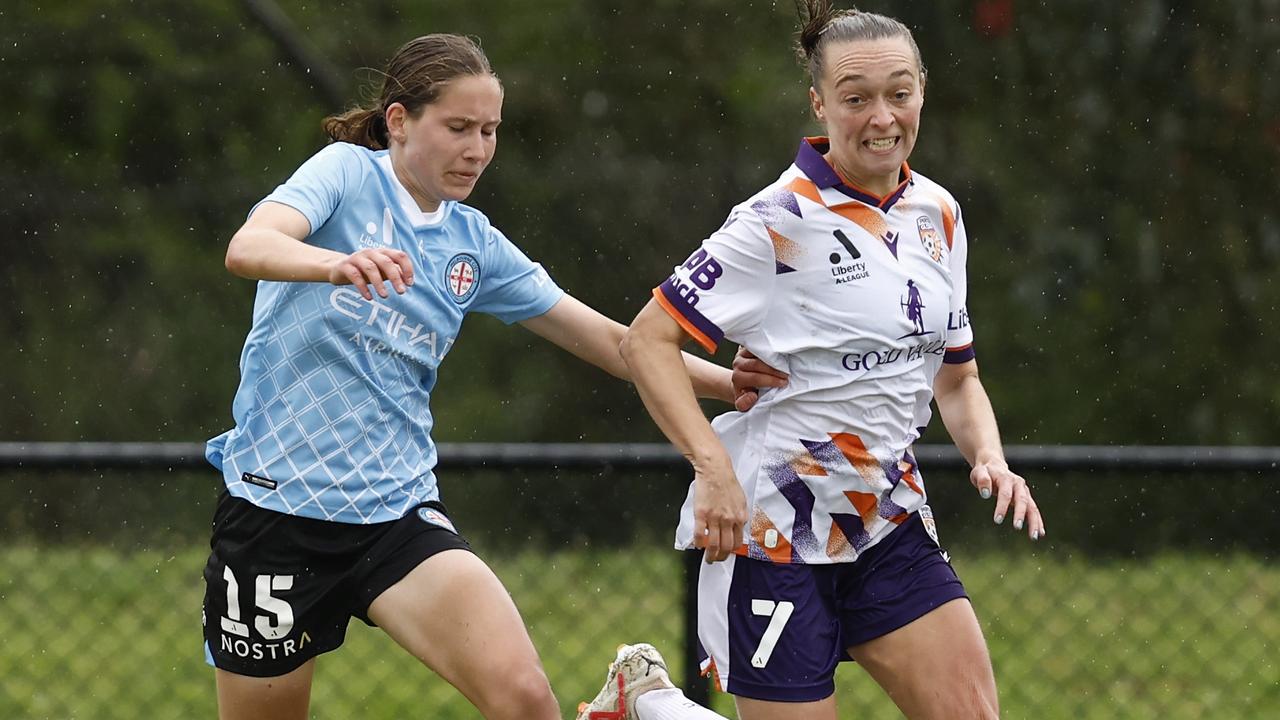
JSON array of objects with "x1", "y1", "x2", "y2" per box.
[
  {"x1": 462, "y1": 129, "x2": 488, "y2": 163},
  {"x1": 868, "y1": 98, "x2": 895, "y2": 128}
]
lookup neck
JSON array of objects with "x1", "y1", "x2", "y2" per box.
[
  {"x1": 389, "y1": 148, "x2": 442, "y2": 213},
  {"x1": 827, "y1": 151, "x2": 898, "y2": 198}
]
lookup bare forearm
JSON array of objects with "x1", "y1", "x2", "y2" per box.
[
  {"x1": 524, "y1": 297, "x2": 734, "y2": 401},
  {"x1": 683, "y1": 355, "x2": 735, "y2": 404},
  {"x1": 225, "y1": 228, "x2": 343, "y2": 282},
  {"x1": 937, "y1": 374, "x2": 1005, "y2": 466},
  {"x1": 621, "y1": 335, "x2": 730, "y2": 467}
]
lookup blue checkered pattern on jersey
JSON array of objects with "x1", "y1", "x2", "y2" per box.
[{"x1": 207, "y1": 143, "x2": 563, "y2": 523}]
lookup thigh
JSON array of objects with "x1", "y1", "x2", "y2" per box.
[
  {"x1": 698, "y1": 554, "x2": 842, "y2": 704},
  {"x1": 735, "y1": 694, "x2": 838, "y2": 720},
  {"x1": 203, "y1": 494, "x2": 355, "y2": 678},
  {"x1": 366, "y1": 549, "x2": 556, "y2": 718},
  {"x1": 216, "y1": 661, "x2": 315, "y2": 720},
  {"x1": 848, "y1": 598, "x2": 998, "y2": 720}
]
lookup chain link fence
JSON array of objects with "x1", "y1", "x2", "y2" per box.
[{"x1": 1, "y1": 445, "x2": 1276, "y2": 719}]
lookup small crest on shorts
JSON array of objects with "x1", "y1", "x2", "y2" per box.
[
  {"x1": 444, "y1": 253, "x2": 480, "y2": 303},
  {"x1": 917, "y1": 216, "x2": 943, "y2": 263},
  {"x1": 918, "y1": 504, "x2": 940, "y2": 545},
  {"x1": 418, "y1": 507, "x2": 458, "y2": 534}
]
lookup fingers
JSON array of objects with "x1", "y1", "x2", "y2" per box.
[
  {"x1": 970, "y1": 465, "x2": 993, "y2": 500},
  {"x1": 737, "y1": 368, "x2": 789, "y2": 389},
  {"x1": 340, "y1": 262, "x2": 374, "y2": 300},
  {"x1": 730, "y1": 347, "x2": 789, "y2": 412},
  {"x1": 693, "y1": 513, "x2": 746, "y2": 563},
  {"x1": 977, "y1": 463, "x2": 1046, "y2": 541},
  {"x1": 392, "y1": 251, "x2": 415, "y2": 288},
  {"x1": 703, "y1": 522, "x2": 744, "y2": 563},
  {"x1": 335, "y1": 249, "x2": 414, "y2": 299},
  {"x1": 1023, "y1": 497, "x2": 1046, "y2": 541},
  {"x1": 356, "y1": 255, "x2": 389, "y2": 298},
  {"x1": 732, "y1": 355, "x2": 789, "y2": 385},
  {"x1": 992, "y1": 471, "x2": 1015, "y2": 525}
]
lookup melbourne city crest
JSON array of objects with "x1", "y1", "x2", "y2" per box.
[{"x1": 444, "y1": 253, "x2": 480, "y2": 303}]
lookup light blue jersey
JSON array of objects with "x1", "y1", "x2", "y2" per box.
[{"x1": 207, "y1": 143, "x2": 564, "y2": 523}]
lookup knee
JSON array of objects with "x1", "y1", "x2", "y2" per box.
[
  {"x1": 480, "y1": 664, "x2": 558, "y2": 720},
  {"x1": 953, "y1": 674, "x2": 999, "y2": 720}
]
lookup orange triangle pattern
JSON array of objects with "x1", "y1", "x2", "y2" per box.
[
  {"x1": 829, "y1": 432, "x2": 885, "y2": 484},
  {"x1": 747, "y1": 508, "x2": 794, "y2": 564},
  {"x1": 844, "y1": 490, "x2": 879, "y2": 524},
  {"x1": 767, "y1": 226, "x2": 801, "y2": 265},
  {"x1": 791, "y1": 455, "x2": 829, "y2": 477},
  {"x1": 784, "y1": 177, "x2": 889, "y2": 242},
  {"x1": 898, "y1": 460, "x2": 924, "y2": 496},
  {"x1": 826, "y1": 523, "x2": 853, "y2": 559}
]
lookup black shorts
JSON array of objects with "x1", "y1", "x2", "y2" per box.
[{"x1": 201, "y1": 490, "x2": 472, "y2": 677}]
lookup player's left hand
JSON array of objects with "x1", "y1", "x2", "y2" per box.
[
  {"x1": 731, "y1": 347, "x2": 788, "y2": 412},
  {"x1": 970, "y1": 459, "x2": 1044, "y2": 541}
]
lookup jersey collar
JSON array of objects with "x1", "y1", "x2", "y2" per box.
[
  {"x1": 794, "y1": 136, "x2": 912, "y2": 212},
  {"x1": 376, "y1": 153, "x2": 449, "y2": 228}
]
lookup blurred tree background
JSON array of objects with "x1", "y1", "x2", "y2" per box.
[{"x1": 2, "y1": 0, "x2": 1277, "y2": 448}]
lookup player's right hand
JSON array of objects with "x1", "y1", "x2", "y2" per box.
[
  {"x1": 329, "y1": 248, "x2": 415, "y2": 300},
  {"x1": 692, "y1": 458, "x2": 748, "y2": 563},
  {"x1": 732, "y1": 347, "x2": 789, "y2": 412}
]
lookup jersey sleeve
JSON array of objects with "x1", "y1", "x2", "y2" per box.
[
  {"x1": 252, "y1": 143, "x2": 359, "y2": 236},
  {"x1": 943, "y1": 202, "x2": 976, "y2": 364},
  {"x1": 469, "y1": 225, "x2": 565, "y2": 324},
  {"x1": 652, "y1": 209, "x2": 776, "y2": 353}
]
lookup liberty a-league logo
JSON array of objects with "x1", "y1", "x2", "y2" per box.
[
  {"x1": 916, "y1": 215, "x2": 942, "y2": 263},
  {"x1": 359, "y1": 206, "x2": 396, "y2": 249},
  {"x1": 444, "y1": 253, "x2": 480, "y2": 304}
]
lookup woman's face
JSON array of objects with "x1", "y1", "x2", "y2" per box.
[
  {"x1": 387, "y1": 74, "x2": 503, "y2": 212},
  {"x1": 809, "y1": 36, "x2": 924, "y2": 197}
]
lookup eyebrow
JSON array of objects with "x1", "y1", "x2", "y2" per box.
[{"x1": 835, "y1": 68, "x2": 915, "y2": 85}]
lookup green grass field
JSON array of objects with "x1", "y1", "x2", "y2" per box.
[{"x1": 0, "y1": 545, "x2": 1275, "y2": 719}]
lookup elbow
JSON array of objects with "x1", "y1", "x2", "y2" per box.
[
  {"x1": 619, "y1": 328, "x2": 639, "y2": 369},
  {"x1": 224, "y1": 233, "x2": 253, "y2": 277},
  {"x1": 620, "y1": 323, "x2": 658, "y2": 370}
]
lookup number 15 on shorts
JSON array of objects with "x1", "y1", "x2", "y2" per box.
[
  {"x1": 751, "y1": 599, "x2": 795, "y2": 668},
  {"x1": 221, "y1": 566, "x2": 295, "y2": 640}
]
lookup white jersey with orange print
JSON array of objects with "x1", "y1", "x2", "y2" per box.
[{"x1": 655, "y1": 137, "x2": 975, "y2": 565}]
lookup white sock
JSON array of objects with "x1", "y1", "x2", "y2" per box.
[{"x1": 635, "y1": 688, "x2": 730, "y2": 720}]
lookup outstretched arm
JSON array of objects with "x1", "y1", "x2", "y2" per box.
[
  {"x1": 933, "y1": 360, "x2": 1044, "y2": 540},
  {"x1": 224, "y1": 201, "x2": 414, "y2": 300},
  {"x1": 616, "y1": 299, "x2": 747, "y2": 562},
  {"x1": 521, "y1": 294, "x2": 760, "y2": 404}
]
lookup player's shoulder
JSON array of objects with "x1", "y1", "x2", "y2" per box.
[
  {"x1": 294, "y1": 142, "x2": 381, "y2": 187},
  {"x1": 311, "y1": 140, "x2": 376, "y2": 166},
  {"x1": 908, "y1": 169, "x2": 960, "y2": 209},
  {"x1": 714, "y1": 167, "x2": 804, "y2": 236},
  {"x1": 449, "y1": 201, "x2": 496, "y2": 236},
  {"x1": 738, "y1": 165, "x2": 806, "y2": 211}
]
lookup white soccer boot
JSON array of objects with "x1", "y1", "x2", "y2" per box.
[{"x1": 576, "y1": 642, "x2": 677, "y2": 720}]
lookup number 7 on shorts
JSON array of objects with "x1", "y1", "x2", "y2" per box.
[{"x1": 750, "y1": 599, "x2": 794, "y2": 668}]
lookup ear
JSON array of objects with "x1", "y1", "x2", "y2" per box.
[
  {"x1": 809, "y1": 86, "x2": 825, "y2": 123},
  {"x1": 385, "y1": 102, "x2": 408, "y2": 144}
]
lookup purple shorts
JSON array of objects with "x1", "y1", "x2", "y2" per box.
[{"x1": 696, "y1": 510, "x2": 967, "y2": 702}]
